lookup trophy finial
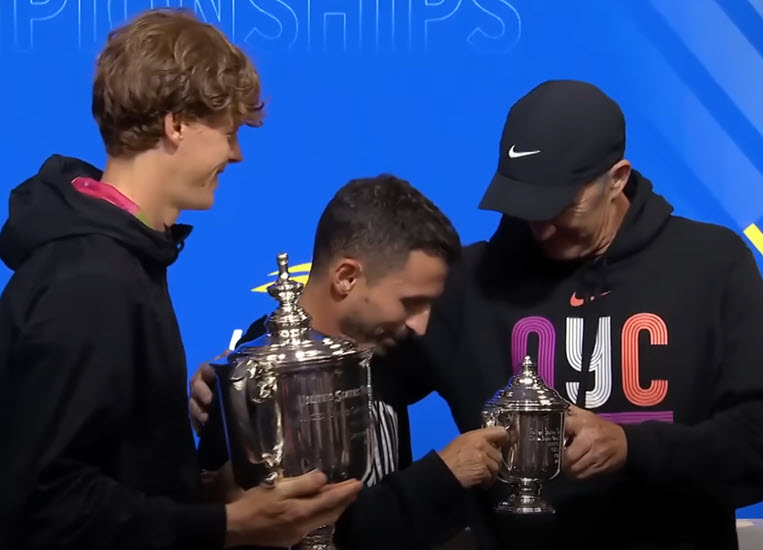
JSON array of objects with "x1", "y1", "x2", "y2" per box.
[
  {"x1": 520, "y1": 355, "x2": 538, "y2": 376},
  {"x1": 267, "y1": 252, "x2": 311, "y2": 340},
  {"x1": 276, "y1": 252, "x2": 290, "y2": 280},
  {"x1": 268, "y1": 252, "x2": 305, "y2": 302}
]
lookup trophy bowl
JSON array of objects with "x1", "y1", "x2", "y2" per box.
[
  {"x1": 211, "y1": 252, "x2": 373, "y2": 550},
  {"x1": 481, "y1": 355, "x2": 569, "y2": 515}
]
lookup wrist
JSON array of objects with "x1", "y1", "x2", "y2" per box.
[
  {"x1": 435, "y1": 448, "x2": 452, "y2": 468},
  {"x1": 223, "y1": 501, "x2": 245, "y2": 548}
]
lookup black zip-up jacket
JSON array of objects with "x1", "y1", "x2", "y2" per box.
[{"x1": 0, "y1": 155, "x2": 226, "y2": 550}]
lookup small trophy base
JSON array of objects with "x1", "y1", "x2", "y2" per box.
[
  {"x1": 494, "y1": 480, "x2": 556, "y2": 515},
  {"x1": 296, "y1": 524, "x2": 336, "y2": 550},
  {"x1": 494, "y1": 495, "x2": 556, "y2": 515}
]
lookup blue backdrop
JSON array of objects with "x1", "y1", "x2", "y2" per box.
[{"x1": 2, "y1": 0, "x2": 763, "y2": 518}]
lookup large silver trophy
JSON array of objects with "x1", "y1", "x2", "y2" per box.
[
  {"x1": 481, "y1": 355, "x2": 568, "y2": 515},
  {"x1": 211, "y1": 252, "x2": 373, "y2": 550}
]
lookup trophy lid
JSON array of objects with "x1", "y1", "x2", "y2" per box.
[
  {"x1": 228, "y1": 252, "x2": 369, "y2": 371},
  {"x1": 489, "y1": 356, "x2": 569, "y2": 413}
]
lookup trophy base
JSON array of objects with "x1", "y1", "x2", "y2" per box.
[
  {"x1": 494, "y1": 480, "x2": 556, "y2": 515},
  {"x1": 295, "y1": 524, "x2": 336, "y2": 550},
  {"x1": 494, "y1": 496, "x2": 556, "y2": 515}
]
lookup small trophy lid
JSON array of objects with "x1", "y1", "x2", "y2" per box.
[
  {"x1": 228, "y1": 252, "x2": 367, "y2": 371},
  {"x1": 491, "y1": 356, "x2": 569, "y2": 413}
]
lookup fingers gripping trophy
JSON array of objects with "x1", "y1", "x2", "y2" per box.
[
  {"x1": 211, "y1": 253, "x2": 374, "y2": 550},
  {"x1": 481, "y1": 355, "x2": 569, "y2": 514}
]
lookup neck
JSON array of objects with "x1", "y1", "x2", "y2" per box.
[
  {"x1": 591, "y1": 192, "x2": 630, "y2": 256},
  {"x1": 101, "y1": 153, "x2": 179, "y2": 231},
  {"x1": 298, "y1": 280, "x2": 343, "y2": 338}
]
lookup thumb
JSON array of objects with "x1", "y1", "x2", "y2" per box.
[
  {"x1": 564, "y1": 412, "x2": 583, "y2": 436},
  {"x1": 277, "y1": 470, "x2": 328, "y2": 497},
  {"x1": 479, "y1": 426, "x2": 510, "y2": 446}
]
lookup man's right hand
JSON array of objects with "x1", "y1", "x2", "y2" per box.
[
  {"x1": 224, "y1": 471, "x2": 363, "y2": 548},
  {"x1": 437, "y1": 427, "x2": 509, "y2": 489}
]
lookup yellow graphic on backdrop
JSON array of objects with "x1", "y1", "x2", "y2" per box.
[
  {"x1": 252, "y1": 262, "x2": 312, "y2": 292},
  {"x1": 744, "y1": 224, "x2": 763, "y2": 257}
]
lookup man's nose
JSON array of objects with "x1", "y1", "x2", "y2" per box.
[
  {"x1": 405, "y1": 309, "x2": 430, "y2": 336},
  {"x1": 229, "y1": 139, "x2": 243, "y2": 163}
]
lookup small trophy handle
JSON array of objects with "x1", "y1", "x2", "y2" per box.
[
  {"x1": 496, "y1": 465, "x2": 514, "y2": 484},
  {"x1": 247, "y1": 362, "x2": 284, "y2": 486},
  {"x1": 563, "y1": 403, "x2": 572, "y2": 449}
]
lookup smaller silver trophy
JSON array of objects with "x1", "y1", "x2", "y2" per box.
[
  {"x1": 211, "y1": 252, "x2": 373, "y2": 550},
  {"x1": 481, "y1": 355, "x2": 569, "y2": 514}
]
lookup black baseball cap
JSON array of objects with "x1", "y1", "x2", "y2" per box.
[{"x1": 479, "y1": 80, "x2": 626, "y2": 221}]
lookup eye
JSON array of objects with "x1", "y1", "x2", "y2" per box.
[
  {"x1": 225, "y1": 129, "x2": 239, "y2": 143},
  {"x1": 401, "y1": 297, "x2": 430, "y2": 312}
]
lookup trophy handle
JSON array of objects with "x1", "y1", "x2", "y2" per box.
[
  {"x1": 247, "y1": 362, "x2": 284, "y2": 486},
  {"x1": 496, "y1": 466, "x2": 514, "y2": 484}
]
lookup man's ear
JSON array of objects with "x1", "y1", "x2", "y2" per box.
[
  {"x1": 609, "y1": 160, "x2": 632, "y2": 196},
  {"x1": 163, "y1": 113, "x2": 184, "y2": 149},
  {"x1": 330, "y1": 258, "x2": 363, "y2": 297}
]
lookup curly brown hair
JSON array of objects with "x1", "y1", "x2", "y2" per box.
[{"x1": 92, "y1": 8, "x2": 264, "y2": 157}]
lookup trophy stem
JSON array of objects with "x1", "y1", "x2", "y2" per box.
[
  {"x1": 494, "y1": 479, "x2": 555, "y2": 515},
  {"x1": 295, "y1": 524, "x2": 336, "y2": 550}
]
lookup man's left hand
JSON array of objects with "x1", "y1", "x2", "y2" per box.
[{"x1": 562, "y1": 405, "x2": 627, "y2": 480}]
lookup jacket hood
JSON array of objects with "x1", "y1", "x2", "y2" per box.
[
  {"x1": 594, "y1": 169, "x2": 673, "y2": 263},
  {"x1": 0, "y1": 154, "x2": 192, "y2": 271}
]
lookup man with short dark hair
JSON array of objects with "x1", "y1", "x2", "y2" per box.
[
  {"x1": 191, "y1": 174, "x2": 510, "y2": 550},
  {"x1": 415, "y1": 79, "x2": 763, "y2": 550},
  {"x1": 303, "y1": 175, "x2": 462, "y2": 353}
]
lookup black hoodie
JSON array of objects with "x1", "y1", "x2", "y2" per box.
[
  {"x1": 0, "y1": 155, "x2": 226, "y2": 550},
  {"x1": 418, "y1": 171, "x2": 763, "y2": 550}
]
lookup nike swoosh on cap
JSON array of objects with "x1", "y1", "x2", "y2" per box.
[{"x1": 508, "y1": 144, "x2": 541, "y2": 158}]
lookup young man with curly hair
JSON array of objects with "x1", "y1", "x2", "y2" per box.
[{"x1": 0, "y1": 9, "x2": 361, "y2": 550}]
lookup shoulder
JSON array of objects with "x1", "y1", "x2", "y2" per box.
[
  {"x1": 235, "y1": 314, "x2": 268, "y2": 348},
  {"x1": 663, "y1": 216, "x2": 753, "y2": 265},
  {"x1": 4, "y1": 269, "x2": 143, "y2": 354},
  {"x1": 668, "y1": 216, "x2": 745, "y2": 244},
  {"x1": 14, "y1": 234, "x2": 142, "y2": 292},
  {"x1": 438, "y1": 242, "x2": 488, "y2": 300},
  {"x1": 30, "y1": 270, "x2": 138, "y2": 326},
  {"x1": 12, "y1": 253, "x2": 138, "y2": 313},
  {"x1": 454, "y1": 241, "x2": 489, "y2": 275}
]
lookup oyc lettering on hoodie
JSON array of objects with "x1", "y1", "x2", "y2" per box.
[{"x1": 511, "y1": 313, "x2": 673, "y2": 424}]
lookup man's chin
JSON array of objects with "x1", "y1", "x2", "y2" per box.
[{"x1": 372, "y1": 337, "x2": 400, "y2": 356}]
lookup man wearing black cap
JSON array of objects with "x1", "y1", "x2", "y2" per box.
[{"x1": 413, "y1": 79, "x2": 763, "y2": 549}]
